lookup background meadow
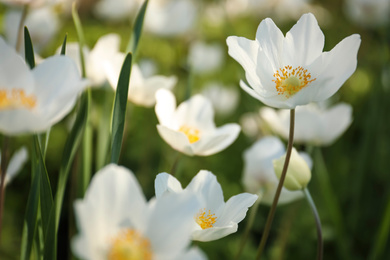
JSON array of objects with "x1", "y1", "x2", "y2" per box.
[{"x1": 0, "y1": 0, "x2": 389, "y2": 259}]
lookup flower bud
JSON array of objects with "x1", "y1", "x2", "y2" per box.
[{"x1": 273, "y1": 148, "x2": 311, "y2": 191}]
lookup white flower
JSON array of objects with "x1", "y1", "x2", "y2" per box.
[
  {"x1": 2, "y1": 147, "x2": 28, "y2": 186},
  {"x1": 93, "y1": 0, "x2": 141, "y2": 21},
  {"x1": 5, "y1": 5, "x2": 60, "y2": 54},
  {"x1": 155, "y1": 89, "x2": 241, "y2": 156},
  {"x1": 73, "y1": 164, "x2": 203, "y2": 260},
  {"x1": 0, "y1": 37, "x2": 88, "y2": 135},
  {"x1": 227, "y1": 13, "x2": 361, "y2": 109},
  {"x1": 144, "y1": 0, "x2": 198, "y2": 37},
  {"x1": 243, "y1": 136, "x2": 312, "y2": 205},
  {"x1": 201, "y1": 83, "x2": 240, "y2": 117},
  {"x1": 59, "y1": 34, "x2": 122, "y2": 87},
  {"x1": 344, "y1": 0, "x2": 390, "y2": 28},
  {"x1": 260, "y1": 102, "x2": 353, "y2": 145},
  {"x1": 0, "y1": 0, "x2": 53, "y2": 7},
  {"x1": 188, "y1": 41, "x2": 224, "y2": 74},
  {"x1": 107, "y1": 63, "x2": 177, "y2": 107},
  {"x1": 155, "y1": 170, "x2": 258, "y2": 242}
]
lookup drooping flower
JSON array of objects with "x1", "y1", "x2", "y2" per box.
[
  {"x1": 188, "y1": 41, "x2": 224, "y2": 74},
  {"x1": 155, "y1": 170, "x2": 258, "y2": 242},
  {"x1": 0, "y1": 37, "x2": 88, "y2": 135},
  {"x1": 242, "y1": 136, "x2": 312, "y2": 205},
  {"x1": 2, "y1": 147, "x2": 28, "y2": 186},
  {"x1": 227, "y1": 13, "x2": 361, "y2": 109},
  {"x1": 260, "y1": 102, "x2": 353, "y2": 145},
  {"x1": 155, "y1": 89, "x2": 241, "y2": 156},
  {"x1": 72, "y1": 164, "x2": 205, "y2": 260}
]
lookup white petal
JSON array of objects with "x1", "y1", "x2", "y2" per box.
[
  {"x1": 154, "y1": 172, "x2": 183, "y2": 198},
  {"x1": 156, "y1": 124, "x2": 194, "y2": 156},
  {"x1": 4, "y1": 147, "x2": 28, "y2": 186},
  {"x1": 322, "y1": 103, "x2": 353, "y2": 145},
  {"x1": 192, "y1": 223, "x2": 237, "y2": 242},
  {"x1": 155, "y1": 89, "x2": 177, "y2": 127},
  {"x1": 216, "y1": 193, "x2": 258, "y2": 226},
  {"x1": 186, "y1": 170, "x2": 224, "y2": 212},
  {"x1": 226, "y1": 36, "x2": 259, "y2": 77},
  {"x1": 191, "y1": 124, "x2": 240, "y2": 156},
  {"x1": 283, "y1": 13, "x2": 325, "y2": 66},
  {"x1": 175, "y1": 247, "x2": 208, "y2": 260}
]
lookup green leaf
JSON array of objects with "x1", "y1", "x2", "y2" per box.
[
  {"x1": 60, "y1": 34, "x2": 67, "y2": 55},
  {"x1": 110, "y1": 53, "x2": 132, "y2": 164},
  {"x1": 24, "y1": 27, "x2": 35, "y2": 69},
  {"x1": 20, "y1": 147, "x2": 40, "y2": 260},
  {"x1": 43, "y1": 92, "x2": 88, "y2": 259},
  {"x1": 126, "y1": 0, "x2": 149, "y2": 55},
  {"x1": 96, "y1": 89, "x2": 113, "y2": 170},
  {"x1": 72, "y1": 2, "x2": 86, "y2": 77}
]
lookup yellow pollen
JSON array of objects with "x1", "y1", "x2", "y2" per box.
[
  {"x1": 195, "y1": 208, "x2": 217, "y2": 229},
  {"x1": 178, "y1": 125, "x2": 200, "y2": 143},
  {"x1": 0, "y1": 89, "x2": 36, "y2": 110},
  {"x1": 108, "y1": 229, "x2": 152, "y2": 260},
  {"x1": 273, "y1": 65, "x2": 316, "y2": 98}
]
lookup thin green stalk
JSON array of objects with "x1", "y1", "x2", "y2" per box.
[
  {"x1": 170, "y1": 152, "x2": 182, "y2": 177},
  {"x1": 255, "y1": 109, "x2": 295, "y2": 260},
  {"x1": 0, "y1": 136, "x2": 10, "y2": 244},
  {"x1": 303, "y1": 188, "x2": 323, "y2": 260},
  {"x1": 235, "y1": 190, "x2": 263, "y2": 260}
]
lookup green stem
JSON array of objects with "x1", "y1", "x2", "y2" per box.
[
  {"x1": 170, "y1": 152, "x2": 181, "y2": 177},
  {"x1": 16, "y1": 5, "x2": 29, "y2": 52},
  {"x1": 0, "y1": 136, "x2": 10, "y2": 244},
  {"x1": 235, "y1": 190, "x2": 263, "y2": 260},
  {"x1": 303, "y1": 188, "x2": 323, "y2": 260},
  {"x1": 255, "y1": 109, "x2": 295, "y2": 260}
]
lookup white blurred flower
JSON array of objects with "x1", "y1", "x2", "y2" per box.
[
  {"x1": 243, "y1": 136, "x2": 313, "y2": 205},
  {"x1": 344, "y1": 0, "x2": 390, "y2": 28},
  {"x1": 260, "y1": 102, "x2": 353, "y2": 146},
  {"x1": 2, "y1": 147, "x2": 28, "y2": 186},
  {"x1": 188, "y1": 41, "x2": 224, "y2": 74},
  {"x1": 201, "y1": 83, "x2": 240, "y2": 117},
  {"x1": 144, "y1": 0, "x2": 198, "y2": 37},
  {"x1": 73, "y1": 164, "x2": 203, "y2": 260},
  {"x1": 59, "y1": 34, "x2": 122, "y2": 87},
  {"x1": 108, "y1": 63, "x2": 177, "y2": 107},
  {"x1": 0, "y1": 37, "x2": 88, "y2": 135},
  {"x1": 155, "y1": 170, "x2": 258, "y2": 242},
  {"x1": 155, "y1": 89, "x2": 241, "y2": 156},
  {"x1": 5, "y1": 5, "x2": 60, "y2": 54},
  {"x1": 93, "y1": 0, "x2": 141, "y2": 21},
  {"x1": 0, "y1": 0, "x2": 53, "y2": 7},
  {"x1": 227, "y1": 13, "x2": 361, "y2": 109},
  {"x1": 239, "y1": 112, "x2": 262, "y2": 138}
]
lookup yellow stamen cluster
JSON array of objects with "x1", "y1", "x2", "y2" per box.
[
  {"x1": 273, "y1": 65, "x2": 316, "y2": 98},
  {"x1": 195, "y1": 208, "x2": 217, "y2": 229},
  {"x1": 178, "y1": 125, "x2": 201, "y2": 144},
  {"x1": 0, "y1": 89, "x2": 36, "y2": 110},
  {"x1": 108, "y1": 229, "x2": 152, "y2": 260}
]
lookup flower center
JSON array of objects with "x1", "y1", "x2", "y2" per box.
[
  {"x1": 195, "y1": 208, "x2": 217, "y2": 229},
  {"x1": 108, "y1": 229, "x2": 152, "y2": 260},
  {"x1": 273, "y1": 66, "x2": 316, "y2": 98},
  {"x1": 0, "y1": 89, "x2": 36, "y2": 110},
  {"x1": 178, "y1": 125, "x2": 200, "y2": 143}
]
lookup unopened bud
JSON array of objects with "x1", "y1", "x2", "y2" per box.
[{"x1": 273, "y1": 148, "x2": 311, "y2": 191}]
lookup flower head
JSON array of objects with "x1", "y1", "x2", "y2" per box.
[
  {"x1": 73, "y1": 164, "x2": 203, "y2": 260},
  {"x1": 155, "y1": 170, "x2": 258, "y2": 242},
  {"x1": 227, "y1": 13, "x2": 361, "y2": 109},
  {"x1": 155, "y1": 89, "x2": 241, "y2": 156},
  {"x1": 0, "y1": 37, "x2": 87, "y2": 135},
  {"x1": 260, "y1": 102, "x2": 353, "y2": 145},
  {"x1": 243, "y1": 136, "x2": 312, "y2": 205}
]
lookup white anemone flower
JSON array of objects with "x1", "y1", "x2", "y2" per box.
[
  {"x1": 0, "y1": 37, "x2": 87, "y2": 135},
  {"x1": 260, "y1": 102, "x2": 353, "y2": 146},
  {"x1": 155, "y1": 170, "x2": 258, "y2": 242},
  {"x1": 73, "y1": 164, "x2": 204, "y2": 260},
  {"x1": 344, "y1": 0, "x2": 390, "y2": 28},
  {"x1": 226, "y1": 13, "x2": 361, "y2": 109},
  {"x1": 155, "y1": 89, "x2": 241, "y2": 156},
  {"x1": 243, "y1": 136, "x2": 312, "y2": 205},
  {"x1": 188, "y1": 41, "x2": 224, "y2": 74},
  {"x1": 144, "y1": 0, "x2": 198, "y2": 37},
  {"x1": 2, "y1": 147, "x2": 28, "y2": 186},
  {"x1": 59, "y1": 34, "x2": 122, "y2": 87},
  {"x1": 107, "y1": 62, "x2": 177, "y2": 107},
  {"x1": 201, "y1": 82, "x2": 240, "y2": 117}
]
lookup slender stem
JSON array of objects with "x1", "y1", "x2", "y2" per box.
[
  {"x1": 235, "y1": 190, "x2": 263, "y2": 260},
  {"x1": 170, "y1": 152, "x2": 181, "y2": 177},
  {"x1": 0, "y1": 137, "x2": 10, "y2": 244},
  {"x1": 255, "y1": 109, "x2": 295, "y2": 260},
  {"x1": 16, "y1": 5, "x2": 29, "y2": 52},
  {"x1": 303, "y1": 188, "x2": 323, "y2": 260}
]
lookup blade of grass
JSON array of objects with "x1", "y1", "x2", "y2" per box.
[
  {"x1": 110, "y1": 53, "x2": 132, "y2": 164},
  {"x1": 60, "y1": 34, "x2": 67, "y2": 55},
  {"x1": 126, "y1": 0, "x2": 149, "y2": 55},
  {"x1": 24, "y1": 27, "x2": 35, "y2": 69}
]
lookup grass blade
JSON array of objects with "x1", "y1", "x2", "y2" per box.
[
  {"x1": 24, "y1": 27, "x2": 35, "y2": 69},
  {"x1": 126, "y1": 0, "x2": 149, "y2": 55}
]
